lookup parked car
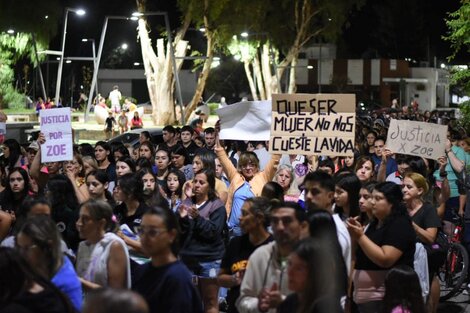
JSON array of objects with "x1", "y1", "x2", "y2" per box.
[{"x1": 108, "y1": 128, "x2": 164, "y2": 149}]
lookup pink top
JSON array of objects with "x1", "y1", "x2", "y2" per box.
[{"x1": 391, "y1": 306, "x2": 411, "y2": 313}]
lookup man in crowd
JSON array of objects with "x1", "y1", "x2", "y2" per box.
[
  {"x1": 237, "y1": 202, "x2": 308, "y2": 313},
  {"x1": 180, "y1": 125, "x2": 199, "y2": 162},
  {"x1": 203, "y1": 127, "x2": 216, "y2": 151},
  {"x1": 161, "y1": 125, "x2": 178, "y2": 149},
  {"x1": 302, "y1": 170, "x2": 352, "y2": 274}
]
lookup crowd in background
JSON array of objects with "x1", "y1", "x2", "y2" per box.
[{"x1": 0, "y1": 103, "x2": 468, "y2": 313}]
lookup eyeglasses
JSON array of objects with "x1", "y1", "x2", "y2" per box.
[{"x1": 136, "y1": 226, "x2": 167, "y2": 237}]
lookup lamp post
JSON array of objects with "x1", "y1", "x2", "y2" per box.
[
  {"x1": 55, "y1": 7, "x2": 85, "y2": 107},
  {"x1": 82, "y1": 38, "x2": 99, "y2": 103},
  {"x1": 84, "y1": 15, "x2": 131, "y2": 122}
]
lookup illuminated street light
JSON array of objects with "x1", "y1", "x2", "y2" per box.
[
  {"x1": 55, "y1": 7, "x2": 86, "y2": 107},
  {"x1": 121, "y1": 43, "x2": 128, "y2": 50},
  {"x1": 240, "y1": 32, "x2": 249, "y2": 38},
  {"x1": 307, "y1": 65, "x2": 313, "y2": 69},
  {"x1": 440, "y1": 63, "x2": 446, "y2": 69},
  {"x1": 6, "y1": 29, "x2": 14, "y2": 34},
  {"x1": 199, "y1": 27, "x2": 206, "y2": 32},
  {"x1": 65, "y1": 60, "x2": 72, "y2": 64},
  {"x1": 134, "y1": 62, "x2": 140, "y2": 66}
]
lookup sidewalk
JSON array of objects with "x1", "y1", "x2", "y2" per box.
[{"x1": 439, "y1": 292, "x2": 470, "y2": 312}]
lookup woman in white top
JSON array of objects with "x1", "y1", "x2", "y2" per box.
[{"x1": 75, "y1": 199, "x2": 131, "y2": 290}]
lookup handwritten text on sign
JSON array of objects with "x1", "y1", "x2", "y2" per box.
[
  {"x1": 40, "y1": 108, "x2": 73, "y2": 162},
  {"x1": 269, "y1": 94, "x2": 356, "y2": 156},
  {"x1": 386, "y1": 119, "x2": 447, "y2": 160}
]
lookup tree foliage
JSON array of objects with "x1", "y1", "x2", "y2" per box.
[
  {"x1": 0, "y1": 0, "x2": 60, "y2": 109},
  {"x1": 444, "y1": 0, "x2": 470, "y2": 132}
]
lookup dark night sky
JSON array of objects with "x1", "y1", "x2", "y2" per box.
[{"x1": 53, "y1": 0, "x2": 465, "y2": 64}]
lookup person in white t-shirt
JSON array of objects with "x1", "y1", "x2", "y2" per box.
[{"x1": 108, "y1": 85, "x2": 122, "y2": 113}]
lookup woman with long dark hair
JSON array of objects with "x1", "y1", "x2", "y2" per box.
[
  {"x1": 334, "y1": 172, "x2": 361, "y2": 220},
  {"x1": 190, "y1": 150, "x2": 228, "y2": 204},
  {"x1": 0, "y1": 247, "x2": 76, "y2": 313},
  {"x1": 164, "y1": 168, "x2": 186, "y2": 212},
  {"x1": 2, "y1": 138, "x2": 25, "y2": 173},
  {"x1": 347, "y1": 182, "x2": 416, "y2": 313},
  {"x1": 155, "y1": 147, "x2": 171, "y2": 188},
  {"x1": 137, "y1": 168, "x2": 166, "y2": 209},
  {"x1": 279, "y1": 236, "x2": 346, "y2": 313},
  {"x1": 46, "y1": 174, "x2": 80, "y2": 251},
  {"x1": 16, "y1": 215, "x2": 82, "y2": 311},
  {"x1": 86, "y1": 170, "x2": 115, "y2": 206},
  {"x1": 381, "y1": 265, "x2": 426, "y2": 313},
  {"x1": 114, "y1": 173, "x2": 149, "y2": 255},
  {"x1": 178, "y1": 169, "x2": 226, "y2": 313},
  {"x1": 171, "y1": 144, "x2": 194, "y2": 181},
  {"x1": 0, "y1": 167, "x2": 31, "y2": 213},
  {"x1": 132, "y1": 206, "x2": 203, "y2": 313}
]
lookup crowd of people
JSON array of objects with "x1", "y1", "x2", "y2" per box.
[{"x1": 0, "y1": 103, "x2": 468, "y2": 313}]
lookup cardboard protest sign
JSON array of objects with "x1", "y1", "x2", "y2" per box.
[
  {"x1": 40, "y1": 108, "x2": 73, "y2": 162},
  {"x1": 270, "y1": 94, "x2": 356, "y2": 156},
  {"x1": 217, "y1": 100, "x2": 271, "y2": 141},
  {"x1": 386, "y1": 119, "x2": 447, "y2": 160}
]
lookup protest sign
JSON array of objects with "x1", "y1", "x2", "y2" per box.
[
  {"x1": 270, "y1": 93, "x2": 356, "y2": 156},
  {"x1": 217, "y1": 100, "x2": 271, "y2": 141},
  {"x1": 40, "y1": 108, "x2": 73, "y2": 162},
  {"x1": 386, "y1": 119, "x2": 447, "y2": 160}
]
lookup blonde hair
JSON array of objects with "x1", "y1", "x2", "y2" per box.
[{"x1": 404, "y1": 172, "x2": 429, "y2": 196}]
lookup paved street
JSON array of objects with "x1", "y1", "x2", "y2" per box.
[{"x1": 439, "y1": 292, "x2": 470, "y2": 312}]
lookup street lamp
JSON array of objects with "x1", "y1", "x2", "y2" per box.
[
  {"x1": 121, "y1": 43, "x2": 128, "y2": 50},
  {"x1": 55, "y1": 7, "x2": 86, "y2": 107},
  {"x1": 6, "y1": 29, "x2": 14, "y2": 34},
  {"x1": 85, "y1": 15, "x2": 132, "y2": 122},
  {"x1": 82, "y1": 38, "x2": 99, "y2": 102}
]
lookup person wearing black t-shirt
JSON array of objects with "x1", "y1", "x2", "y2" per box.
[
  {"x1": 403, "y1": 172, "x2": 442, "y2": 313},
  {"x1": 180, "y1": 126, "x2": 199, "y2": 163},
  {"x1": 218, "y1": 197, "x2": 273, "y2": 313},
  {"x1": 133, "y1": 207, "x2": 203, "y2": 313},
  {"x1": 347, "y1": 182, "x2": 416, "y2": 313},
  {"x1": 113, "y1": 173, "x2": 149, "y2": 256}
]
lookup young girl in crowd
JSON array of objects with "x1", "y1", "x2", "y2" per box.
[
  {"x1": 116, "y1": 157, "x2": 136, "y2": 178},
  {"x1": 155, "y1": 147, "x2": 171, "y2": 187},
  {"x1": 334, "y1": 172, "x2": 361, "y2": 221},
  {"x1": 86, "y1": 170, "x2": 115, "y2": 206},
  {"x1": 164, "y1": 168, "x2": 186, "y2": 213},
  {"x1": 17, "y1": 215, "x2": 82, "y2": 311},
  {"x1": 381, "y1": 265, "x2": 426, "y2": 313}
]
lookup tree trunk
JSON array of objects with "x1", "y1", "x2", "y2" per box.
[
  {"x1": 253, "y1": 55, "x2": 266, "y2": 100},
  {"x1": 183, "y1": 0, "x2": 215, "y2": 123},
  {"x1": 261, "y1": 44, "x2": 273, "y2": 98},
  {"x1": 288, "y1": 56, "x2": 298, "y2": 94},
  {"x1": 136, "y1": 0, "x2": 189, "y2": 125},
  {"x1": 244, "y1": 61, "x2": 258, "y2": 101}
]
